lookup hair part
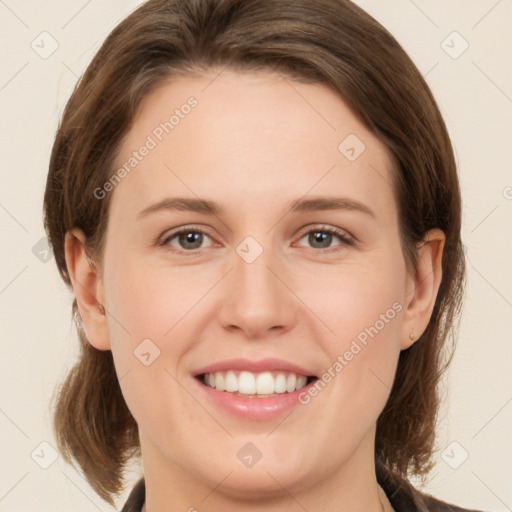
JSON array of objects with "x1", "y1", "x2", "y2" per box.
[{"x1": 44, "y1": 0, "x2": 465, "y2": 506}]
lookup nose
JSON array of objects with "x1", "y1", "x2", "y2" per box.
[{"x1": 217, "y1": 244, "x2": 298, "y2": 339}]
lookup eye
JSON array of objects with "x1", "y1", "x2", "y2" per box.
[
  {"x1": 158, "y1": 224, "x2": 354, "y2": 255},
  {"x1": 160, "y1": 225, "x2": 215, "y2": 252},
  {"x1": 295, "y1": 225, "x2": 354, "y2": 253}
]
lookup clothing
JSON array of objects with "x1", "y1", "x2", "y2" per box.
[{"x1": 121, "y1": 472, "x2": 487, "y2": 512}]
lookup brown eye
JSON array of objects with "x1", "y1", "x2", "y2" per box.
[
  {"x1": 176, "y1": 231, "x2": 205, "y2": 250},
  {"x1": 308, "y1": 231, "x2": 334, "y2": 249},
  {"x1": 161, "y1": 227, "x2": 214, "y2": 252},
  {"x1": 297, "y1": 226, "x2": 354, "y2": 253}
]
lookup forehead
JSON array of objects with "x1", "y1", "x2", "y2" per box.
[{"x1": 109, "y1": 68, "x2": 396, "y2": 222}]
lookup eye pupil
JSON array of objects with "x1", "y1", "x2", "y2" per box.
[
  {"x1": 309, "y1": 231, "x2": 332, "y2": 248},
  {"x1": 179, "y1": 232, "x2": 203, "y2": 249}
]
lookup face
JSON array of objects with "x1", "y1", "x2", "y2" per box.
[{"x1": 86, "y1": 69, "x2": 422, "y2": 497}]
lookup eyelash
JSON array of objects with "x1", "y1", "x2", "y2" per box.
[{"x1": 158, "y1": 224, "x2": 354, "y2": 255}]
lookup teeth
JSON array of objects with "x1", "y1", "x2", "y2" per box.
[
  {"x1": 202, "y1": 370, "x2": 310, "y2": 395},
  {"x1": 286, "y1": 373, "x2": 297, "y2": 393}
]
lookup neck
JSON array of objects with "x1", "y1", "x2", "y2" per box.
[
  {"x1": 143, "y1": 488, "x2": 392, "y2": 512},
  {"x1": 140, "y1": 426, "x2": 392, "y2": 511}
]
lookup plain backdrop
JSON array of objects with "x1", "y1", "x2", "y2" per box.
[{"x1": 1, "y1": 1, "x2": 511, "y2": 511}]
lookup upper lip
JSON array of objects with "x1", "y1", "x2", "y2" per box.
[{"x1": 193, "y1": 358, "x2": 317, "y2": 377}]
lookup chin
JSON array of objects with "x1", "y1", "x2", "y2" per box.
[{"x1": 205, "y1": 465, "x2": 308, "y2": 501}]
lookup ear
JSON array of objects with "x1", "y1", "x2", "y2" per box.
[
  {"x1": 400, "y1": 228, "x2": 445, "y2": 350},
  {"x1": 64, "y1": 228, "x2": 111, "y2": 350}
]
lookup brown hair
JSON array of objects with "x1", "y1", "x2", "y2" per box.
[{"x1": 44, "y1": 0, "x2": 465, "y2": 507}]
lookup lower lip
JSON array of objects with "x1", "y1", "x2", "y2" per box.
[{"x1": 194, "y1": 376, "x2": 318, "y2": 420}]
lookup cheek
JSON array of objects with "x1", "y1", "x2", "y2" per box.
[
  {"x1": 328, "y1": 273, "x2": 404, "y2": 359},
  {"x1": 102, "y1": 251, "x2": 208, "y2": 341},
  {"x1": 100, "y1": 250, "x2": 219, "y2": 411},
  {"x1": 100, "y1": 255, "x2": 199, "y2": 444},
  {"x1": 303, "y1": 248, "x2": 405, "y2": 401},
  {"x1": 303, "y1": 251, "x2": 405, "y2": 350}
]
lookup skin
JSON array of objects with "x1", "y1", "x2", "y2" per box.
[{"x1": 65, "y1": 68, "x2": 444, "y2": 512}]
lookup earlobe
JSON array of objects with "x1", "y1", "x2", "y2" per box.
[
  {"x1": 400, "y1": 228, "x2": 445, "y2": 350},
  {"x1": 64, "y1": 229, "x2": 111, "y2": 351}
]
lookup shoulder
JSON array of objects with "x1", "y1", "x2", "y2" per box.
[
  {"x1": 377, "y1": 464, "x2": 488, "y2": 512},
  {"x1": 419, "y1": 490, "x2": 488, "y2": 512}
]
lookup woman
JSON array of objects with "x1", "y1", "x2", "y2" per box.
[{"x1": 44, "y1": 0, "x2": 483, "y2": 510}]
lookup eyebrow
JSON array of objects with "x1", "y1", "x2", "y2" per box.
[{"x1": 136, "y1": 195, "x2": 376, "y2": 219}]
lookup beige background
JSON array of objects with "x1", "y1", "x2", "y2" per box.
[{"x1": 1, "y1": 1, "x2": 511, "y2": 511}]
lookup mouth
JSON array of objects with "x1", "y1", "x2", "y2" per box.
[
  {"x1": 191, "y1": 358, "x2": 320, "y2": 419},
  {"x1": 195, "y1": 370, "x2": 319, "y2": 398}
]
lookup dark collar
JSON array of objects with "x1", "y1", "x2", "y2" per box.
[{"x1": 121, "y1": 477, "x2": 145, "y2": 512}]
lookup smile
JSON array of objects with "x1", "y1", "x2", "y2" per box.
[{"x1": 199, "y1": 370, "x2": 316, "y2": 397}]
